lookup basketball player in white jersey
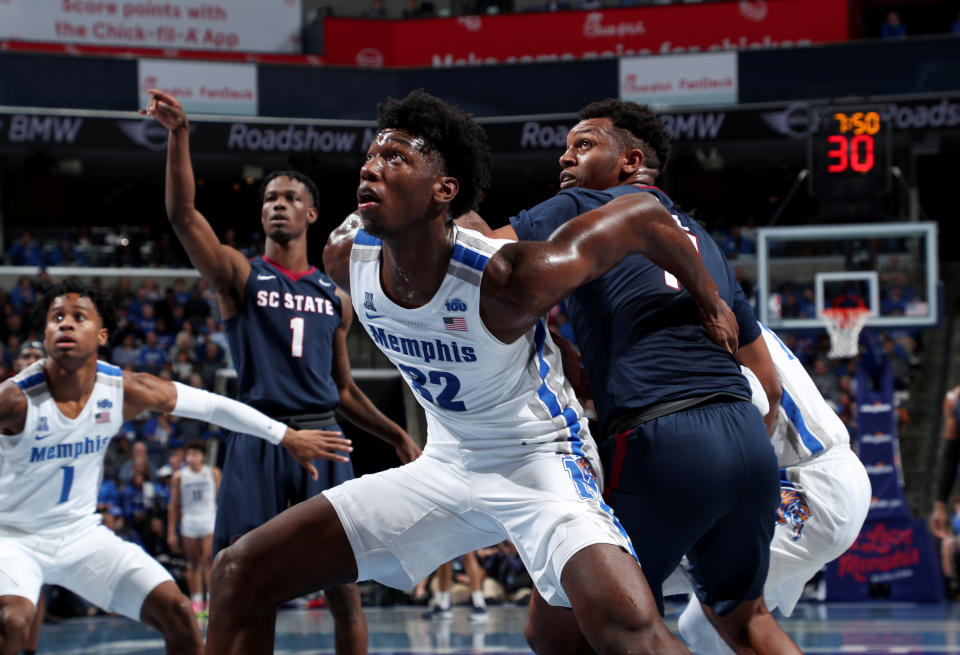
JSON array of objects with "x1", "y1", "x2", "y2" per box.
[
  {"x1": 168, "y1": 438, "x2": 220, "y2": 615},
  {"x1": 205, "y1": 90, "x2": 739, "y2": 655},
  {"x1": 0, "y1": 280, "x2": 354, "y2": 655},
  {"x1": 675, "y1": 317, "x2": 871, "y2": 653}
]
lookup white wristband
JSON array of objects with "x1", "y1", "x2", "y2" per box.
[{"x1": 171, "y1": 382, "x2": 287, "y2": 445}]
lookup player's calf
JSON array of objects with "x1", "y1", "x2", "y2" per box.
[{"x1": 139, "y1": 582, "x2": 203, "y2": 655}]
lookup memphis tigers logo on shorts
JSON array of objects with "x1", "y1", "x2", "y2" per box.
[{"x1": 776, "y1": 486, "x2": 812, "y2": 541}]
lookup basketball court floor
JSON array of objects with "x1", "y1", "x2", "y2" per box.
[{"x1": 32, "y1": 601, "x2": 960, "y2": 654}]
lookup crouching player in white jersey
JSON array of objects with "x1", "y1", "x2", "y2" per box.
[
  {"x1": 676, "y1": 311, "x2": 872, "y2": 654},
  {"x1": 0, "y1": 280, "x2": 354, "y2": 655}
]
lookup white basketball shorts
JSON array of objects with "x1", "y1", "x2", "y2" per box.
[
  {"x1": 0, "y1": 520, "x2": 172, "y2": 620},
  {"x1": 323, "y1": 442, "x2": 635, "y2": 607},
  {"x1": 180, "y1": 512, "x2": 216, "y2": 539}
]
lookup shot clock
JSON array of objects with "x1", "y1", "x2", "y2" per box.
[{"x1": 807, "y1": 107, "x2": 892, "y2": 198}]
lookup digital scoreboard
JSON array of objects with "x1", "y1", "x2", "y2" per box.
[{"x1": 808, "y1": 107, "x2": 892, "y2": 198}]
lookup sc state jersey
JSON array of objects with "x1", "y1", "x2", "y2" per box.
[
  {"x1": 510, "y1": 185, "x2": 749, "y2": 436},
  {"x1": 225, "y1": 256, "x2": 342, "y2": 415},
  {"x1": 0, "y1": 360, "x2": 124, "y2": 534},
  {"x1": 756, "y1": 323, "x2": 851, "y2": 467},
  {"x1": 350, "y1": 226, "x2": 594, "y2": 459}
]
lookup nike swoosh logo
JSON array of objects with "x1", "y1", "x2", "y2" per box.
[
  {"x1": 318, "y1": 278, "x2": 334, "y2": 288},
  {"x1": 35, "y1": 434, "x2": 51, "y2": 441},
  {"x1": 257, "y1": 274, "x2": 276, "y2": 280},
  {"x1": 365, "y1": 312, "x2": 384, "y2": 320}
]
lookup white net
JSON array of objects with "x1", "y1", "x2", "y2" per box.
[{"x1": 822, "y1": 308, "x2": 870, "y2": 359}]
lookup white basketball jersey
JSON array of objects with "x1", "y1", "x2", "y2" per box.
[
  {"x1": 180, "y1": 464, "x2": 216, "y2": 521},
  {"x1": 0, "y1": 360, "x2": 124, "y2": 534},
  {"x1": 350, "y1": 226, "x2": 595, "y2": 461},
  {"x1": 758, "y1": 323, "x2": 850, "y2": 467}
]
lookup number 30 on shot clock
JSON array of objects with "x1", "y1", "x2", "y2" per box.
[{"x1": 808, "y1": 107, "x2": 891, "y2": 197}]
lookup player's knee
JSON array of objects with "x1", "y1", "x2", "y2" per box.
[
  {"x1": 211, "y1": 541, "x2": 259, "y2": 601},
  {"x1": 0, "y1": 608, "x2": 31, "y2": 650}
]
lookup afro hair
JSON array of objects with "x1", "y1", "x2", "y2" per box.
[{"x1": 377, "y1": 89, "x2": 493, "y2": 218}]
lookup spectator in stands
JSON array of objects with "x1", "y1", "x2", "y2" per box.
[
  {"x1": 881, "y1": 10, "x2": 907, "y2": 39},
  {"x1": 198, "y1": 341, "x2": 226, "y2": 391},
  {"x1": 45, "y1": 235, "x2": 85, "y2": 267},
  {"x1": 199, "y1": 316, "x2": 230, "y2": 356},
  {"x1": 98, "y1": 478, "x2": 121, "y2": 513},
  {"x1": 102, "y1": 505, "x2": 144, "y2": 547},
  {"x1": 171, "y1": 349, "x2": 196, "y2": 383},
  {"x1": 7, "y1": 233, "x2": 44, "y2": 267},
  {"x1": 8, "y1": 276, "x2": 37, "y2": 313},
  {"x1": 136, "y1": 303, "x2": 159, "y2": 336},
  {"x1": 137, "y1": 331, "x2": 168, "y2": 374},
  {"x1": 810, "y1": 357, "x2": 839, "y2": 400},
  {"x1": 952, "y1": 11, "x2": 960, "y2": 34},
  {"x1": 363, "y1": 0, "x2": 388, "y2": 18},
  {"x1": 541, "y1": 0, "x2": 570, "y2": 10},
  {"x1": 112, "y1": 333, "x2": 140, "y2": 369},
  {"x1": 13, "y1": 340, "x2": 44, "y2": 372},
  {"x1": 143, "y1": 412, "x2": 178, "y2": 450},
  {"x1": 118, "y1": 441, "x2": 155, "y2": 487},
  {"x1": 121, "y1": 463, "x2": 156, "y2": 536},
  {"x1": 720, "y1": 225, "x2": 756, "y2": 259}
]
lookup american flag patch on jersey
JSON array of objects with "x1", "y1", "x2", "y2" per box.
[
  {"x1": 95, "y1": 411, "x2": 110, "y2": 424},
  {"x1": 443, "y1": 316, "x2": 467, "y2": 331}
]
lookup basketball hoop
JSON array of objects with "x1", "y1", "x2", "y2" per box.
[{"x1": 821, "y1": 307, "x2": 870, "y2": 359}]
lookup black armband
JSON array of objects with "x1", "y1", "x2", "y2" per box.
[{"x1": 937, "y1": 438, "x2": 960, "y2": 503}]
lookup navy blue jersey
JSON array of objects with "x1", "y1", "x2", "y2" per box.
[
  {"x1": 224, "y1": 256, "x2": 342, "y2": 415},
  {"x1": 732, "y1": 281, "x2": 763, "y2": 347},
  {"x1": 510, "y1": 185, "x2": 750, "y2": 434}
]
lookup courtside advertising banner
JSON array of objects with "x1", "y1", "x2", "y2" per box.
[
  {"x1": 324, "y1": 0, "x2": 848, "y2": 68},
  {"x1": 138, "y1": 60, "x2": 257, "y2": 116},
  {"x1": 619, "y1": 52, "x2": 738, "y2": 108},
  {"x1": 0, "y1": 0, "x2": 302, "y2": 52}
]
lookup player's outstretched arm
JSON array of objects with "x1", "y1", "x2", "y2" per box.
[
  {"x1": 330, "y1": 287, "x2": 421, "y2": 464},
  {"x1": 121, "y1": 372, "x2": 353, "y2": 480},
  {"x1": 0, "y1": 381, "x2": 28, "y2": 435},
  {"x1": 141, "y1": 89, "x2": 249, "y2": 316},
  {"x1": 482, "y1": 193, "x2": 736, "y2": 347}
]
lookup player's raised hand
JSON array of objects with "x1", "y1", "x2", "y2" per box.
[
  {"x1": 699, "y1": 297, "x2": 739, "y2": 354},
  {"x1": 139, "y1": 89, "x2": 188, "y2": 132},
  {"x1": 279, "y1": 428, "x2": 353, "y2": 480}
]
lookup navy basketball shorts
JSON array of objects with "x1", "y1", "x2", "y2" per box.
[
  {"x1": 600, "y1": 399, "x2": 779, "y2": 616},
  {"x1": 213, "y1": 422, "x2": 355, "y2": 556}
]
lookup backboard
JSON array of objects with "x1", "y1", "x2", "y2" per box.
[{"x1": 756, "y1": 222, "x2": 939, "y2": 331}]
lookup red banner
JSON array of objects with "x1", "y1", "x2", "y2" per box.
[{"x1": 324, "y1": 0, "x2": 849, "y2": 68}]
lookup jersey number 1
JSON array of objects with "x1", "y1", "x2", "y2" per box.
[
  {"x1": 58, "y1": 465, "x2": 74, "y2": 504},
  {"x1": 664, "y1": 215, "x2": 701, "y2": 290},
  {"x1": 289, "y1": 317, "x2": 305, "y2": 358}
]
